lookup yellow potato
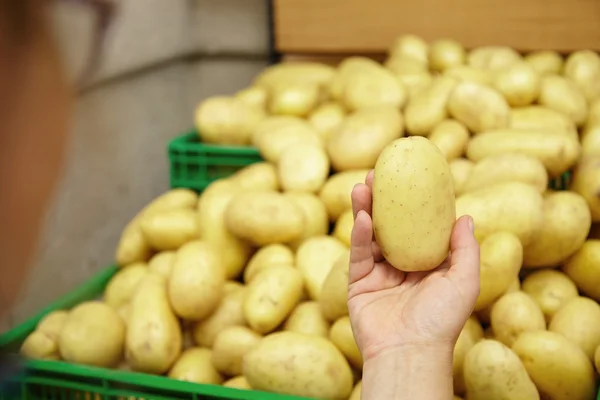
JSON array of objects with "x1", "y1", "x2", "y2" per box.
[
  {"x1": 333, "y1": 209, "x2": 353, "y2": 247},
  {"x1": 223, "y1": 376, "x2": 252, "y2": 390},
  {"x1": 549, "y1": 296, "x2": 600, "y2": 360},
  {"x1": 444, "y1": 65, "x2": 493, "y2": 85},
  {"x1": 320, "y1": 170, "x2": 370, "y2": 221},
  {"x1": 330, "y1": 316, "x2": 362, "y2": 370},
  {"x1": 254, "y1": 62, "x2": 335, "y2": 90},
  {"x1": 277, "y1": 143, "x2": 329, "y2": 193},
  {"x1": 587, "y1": 98, "x2": 600, "y2": 128},
  {"x1": 116, "y1": 303, "x2": 131, "y2": 326},
  {"x1": 268, "y1": 82, "x2": 321, "y2": 117},
  {"x1": 457, "y1": 182, "x2": 543, "y2": 247},
  {"x1": 449, "y1": 158, "x2": 474, "y2": 196},
  {"x1": 235, "y1": 86, "x2": 267, "y2": 110},
  {"x1": 328, "y1": 106, "x2": 404, "y2": 171},
  {"x1": 428, "y1": 119, "x2": 469, "y2": 161},
  {"x1": 212, "y1": 326, "x2": 262, "y2": 377},
  {"x1": 147, "y1": 251, "x2": 175, "y2": 278},
  {"x1": 389, "y1": 34, "x2": 428, "y2": 64},
  {"x1": 115, "y1": 221, "x2": 151, "y2": 266},
  {"x1": 385, "y1": 55, "x2": 428, "y2": 76},
  {"x1": 104, "y1": 263, "x2": 148, "y2": 309},
  {"x1": 195, "y1": 96, "x2": 264, "y2": 145},
  {"x1": 192, "y1": 285, "x2": 246, "y2": 348},
  {"x1": 476, "y1": 277, "x2": 520, "y2": 325},
  {"x1": 491, "y1": 291, "x2": 546, "y2": 347},
  {"x1": 468, "y1": 46, "x2": 522, "y2": 71},
  {"x1": 126, "y1": 274, "x2": 181, "y2": 374},
  {"x1": 572, "y1": 157, "x2": 600, "y2": 221},
  {"x1": 493, "y1": 62, "x2": 541, "y2": 106},
  {"x1": 59, "y1": 301, "x2": 125, "y2": 368},
  {"x1": 564, "y1": 50, "x2": 600, "y2": 102},
  {"x1": 139, "y1": 208, "x2": 199, "y2": 251},
  {"x1": 509, "y1": 105, "x2": 577, "y2": 139},
  {"x1": 525, "y1": 50, "x2": 563, "y2": 76},
  {"x1": 512, "y1": 331, "x2": 596, "y2": 400},
  {"x1": 284, "y1": 192, "x2": 329, "y2": 249},
  {"x1": 225, "y1": 191, "x2": 305, "y2": 246},
  {"x1": 581, "y1": 125, "x2": 600, "y2": 157},
  {"x1": 464, "y1": 339, "x2": 539, "y2": 400},
  {"x1": 563, "y1": 240, "x2": 600, "y2": 301},
  {"x1": 522, "y1": 269, "x2": 579, "y2": 323},
  {"x1": 523, "y1": 191, "x2": 591, "y2": 267},
  {"x1": 447, "y1": 81, "x2": 510, "y2": 133},
  {"x1": 168, "y1": 348, "x2": 222, "y2": 385},
  {"x1": 350, "y1": 381, "x2": 362, "y2": 400},
  {"x1": 142, "y1": 189, "x2": 198, "y2": 216},
  {"x1": 230, "y1": 162, "x2": 279, "y2": 192},
  {"x1": 429, "y1": 39, "x2": 466, "y2": 72},
  {"x1": 244, "y1": 244, "x2": 294, "y2": 283},
  {"x1": 244, "y1": 265, "x2": 304, "y2": 334},
  {"x1": 253, "y1": 119, "x2": 321, "y2": 163},
  {"x1": 297, "y1": 236, "x2": 348, "y2": 300},
  {"x1": 396, "y1": 71, "x2": 433, "y2": 101},
  {"x1": 36, "y1": 310, "x2": 69, "y2": 340},
  {"x1": 244, "y1": 331, "x2": 353, "y2": 399},
  {"x1": 198, "y1": 180, "x2": 253, "y2": 279},
  {"x1": 168, "y1": 241, "x2": 225, "y2": 320},
  {"x1": 319, "y1": 251, "x2": 350, "y2": 322},
  {"x1": 284, "y1": 301, "x2": 330, "y2": 337},
  {"x1": 538, "y1": 75, "x2": 588, "y2": 127},
  {"x1": 330, "y1": 57, "x2": 383, "y2": 101},
  {"x1": 405, "y1": 76, "x2": 457, "y2": 136},
  {"x1": 373, "y1": 137, "x2": 455, "y2": 271},
  {"x1": 467, "y1": 129, "x2": 581, "y2": 177},
  {"x1": 463, "y1": 153, "x2": 547, "y2": 194},
  {"x1": 308, "y1": 102, "x2": 346, "y2": 144},
  {"x1": 453, "y1": 316, "x2": 484, "y2": 395},
  {"x1": 21, "y1": 331, "x2": 60, "y2": 360},
  {"x1": 474, "y1": 232, "x2": 523, "y2": 311},
  {"x1": 341, "y1": 66, "x2": 407, "y2": 111}
]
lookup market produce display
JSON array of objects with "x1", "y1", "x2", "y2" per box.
[{"x1": 19, "y1": 34, "x2": 600, "y2": 400}]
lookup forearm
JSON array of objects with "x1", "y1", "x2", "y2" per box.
[{"x1": 361, "y1": 345, "x2": 454, "y2": 400}]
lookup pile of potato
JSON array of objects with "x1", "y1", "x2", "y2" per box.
[{"x1": 19, "y1": 34, "x2": 600, "y2": 400}]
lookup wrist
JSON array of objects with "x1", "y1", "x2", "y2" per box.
[{"x1": 361, "y1": 344, "x2": 454, "y2": 400}]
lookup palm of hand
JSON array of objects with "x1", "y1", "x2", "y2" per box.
[{"x1": 348, "y1": 172, "x2": 480, "y2": 362}]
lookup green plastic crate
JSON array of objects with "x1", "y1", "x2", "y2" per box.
[
  {"x1": 0, "y1": 265, "x2": 310, "y2": 400},
  {"x1": 169, "y1": 131, "x2": 262, "y2": 192}
]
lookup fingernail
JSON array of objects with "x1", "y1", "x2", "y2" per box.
[{"x1": 468, "y1": 216, "x2": 475, "y2": 233}]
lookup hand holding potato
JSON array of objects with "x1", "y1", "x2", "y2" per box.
[{"x1": 349, "y1": 170, "x2": 480, "y2": 400}]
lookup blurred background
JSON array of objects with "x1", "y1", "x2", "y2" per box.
[{"x1": 4, "y1": 0, "x2": 269, "y2": 329}]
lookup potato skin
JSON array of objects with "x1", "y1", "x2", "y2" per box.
[
  {"x1": 168, "y1": 348, "x2": 223, "y2": 385},
  {"x1": 329, "y1": 316, "x2": 363, "y2": 370},
  {"x1": 277, "y1": 143, "x2": 329, "y2": 193},
  {"x1": 297, "y1": 236, "x2": 348, "y2": 300},
  {"x1": 522, "y1": 269, "x2": 578, "y2": 323},
  {"x1": 523, "y1": 191, "x2": 591, "y2": 267},
  {"x1": 373, "y1": 137, "x2": 455, "y2": 272},
  {"x1": 563, "y1": 240, "x2": 600, "y2": 301},
  {"x1": 509, "y1": 106, "x2": 577, "y2": 139},
  {"x1": 490, "y1": 291, "x2": 546, "y2": 347},
  {"x1": 328, "y1": 106, "x2": 403, "y2": 171},
  {"x1": 571, "y1": 157, "x2": 600, "y2": 221},
  {"x1": 463, "y1": 153, "x2": 548, "y2": 194},
  {"x1": 538, "y1": 75, "x2": 588, "y2": 127},
  {"x1": 284, "y1": 301, "x2": 330, "y2": 338},
  {"x1": 449, "y1": 158, "x2": 474, "y2": 196},
  {"x1": 320, "y1": 170, "x2": 370, "y2": 221},
  {"x1": 453, "y1": 316, "x2": 484, "y2": 395},
  {"x1": 405, "y1": 76, "x2": 457, "y2": 136},
  {"x1": 448, "y1": 80, "x2": 510, "y2": 133},
  {"x1": 549, "y1": 296, "x2": 600, "y2": 360},
  {"x1": 211, "y1": 326, "x2": 262, "y2": 377},
  {"x1": 456, "y1": 182, "x2": 544, "y2": 246},
  {"x1": 464, "y1": 339, "x2": 539, "y2": 400},
  {"x1": 466, "y1": 129, "x2": 581, "y2": 177},
  {"x1": 225, "y1": 191, "x2": 305, "y2": 246},
  {"x1": 243, "y1": 331, "x2": 353, "y2": 399},
  {"x1": 428, "y1": 119, "x2": 470, "y2": 161},
  {"x1": 319, "y1": 251, "x2": 351, "y2": 322},
  {"x1": 512, "y1": 331, "x2": 596, "y2": 400},
  {"x1": 475, "y1": 232, "x2": 523, "y2": 311},
  {"x1": 244, "y1": 265, "x2": 304, "y2": 334}
]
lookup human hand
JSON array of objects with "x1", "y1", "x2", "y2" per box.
[{"x1": 348, "y1": 170, "x2": 480, "y2": 363}]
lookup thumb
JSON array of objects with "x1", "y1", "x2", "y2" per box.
[{"x1": 446, "y1": 215, "x2": 480, "y2": 302}]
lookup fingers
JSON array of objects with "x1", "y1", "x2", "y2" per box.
[
  {"x1": 351, "y1": 183, "x2": 372, "y2": 219},
  {"x1": 447, "y1": 215, "x2": 480, "y2": 301},
  {"x1": 349, "y1": 210, "x2": 376, "y2": 285},
  {"x1": 365, "y1": 169, "x2": 374, "y2": 190}
]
